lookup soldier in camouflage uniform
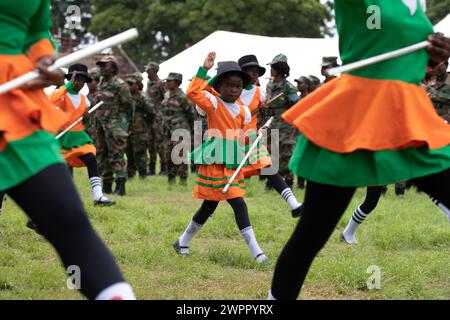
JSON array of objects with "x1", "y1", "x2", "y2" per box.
[
  {"x1": 427, "y1": 60, "x2": 450, "y2": 123},
  {"x1": 125, "y1": 73, "x2": 152, "y2": 179},
  {"x1": 145, "y1": 61, "x2": 167, "y2": 175},
  {"x1": 84, "y1": 67, "x2": 101, "y2": 145},
  {"x1": 161, "y1": 72, "x2": 193, "y2": 185},
  {"x1": 321, "y1": 56, "x2": 340, "y2": 84},
  {"x1": 260, "y1": 54, "x2": 299, "y2": 188},
  {"x1": 95, "y1": 55, "x2": 133, "y2": 196}
]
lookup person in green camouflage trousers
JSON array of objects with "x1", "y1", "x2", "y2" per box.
[
  {"x1": 259, "y1": 54, "x2": 299, "y2": 188},
  {"x1": 162, "y1": 72, "x2": 193, "y2": 185},
  {"x1": 427, "y1": 60, "x2": 450, "y2": 123},
  {"x1": 125, "y1": 73, "x2": 152, "y2": 179},
  {"x1": 145, "y1": 61, "x2": 167, "y2": 175},
  {"x1": 95, "y1": 55, "x2": 133, "y2": 196},
  {"x1": 84, "y1": 67, "x2": 101, "y2": 145}
]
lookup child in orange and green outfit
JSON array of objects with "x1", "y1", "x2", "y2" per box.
[{"x1": 173, "y1": 52, "x2": 270, "y2": 264}]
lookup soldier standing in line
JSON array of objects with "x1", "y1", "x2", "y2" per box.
[
  {"x1": 161, "y1": 73, "x2": 193, "y2": 185},
  {"x1": 145, "y1": 61, "x2": 167, "y2": 175},
  {"x1": 126, "y1": 73, "x2": 152, "y2": 179},
  {"x1": 260, "y1": 54, "x2": 299, "y2": 188},
  {"x1": 84, "y1": 67, "x2": 101, "y2": 145},
  {"x1": 321, "y1": 56, "x2": 340, "y2": 84},
  {"x1": 95, "y1": 55, "x2": 133, "y2": 196},
  {"x1": 428, "y1": 60, "x2": 450, "y2": 123}
]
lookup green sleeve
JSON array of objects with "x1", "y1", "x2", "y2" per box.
[{"x1": 24, "y1": 0, "x2": 54, "y2": 53}]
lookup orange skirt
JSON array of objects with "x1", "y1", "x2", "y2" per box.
[
  {"x1": 282, "y1": 74, "x2": 450, "y2": 153},
  {"x1": 194, "y1": 164, "x2": 245, "y2": 201},
  {"x1": 62, "y1": 144, "x2": 97, "y2": 168},
  {"x1": 0, "y1": 55, "x2": 69, "y2": 150}
]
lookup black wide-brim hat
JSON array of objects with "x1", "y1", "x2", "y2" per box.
[
  {"x1": 65, "y1": 63, "x2": 93, "y2": 83},
  {"x1": 238, "y1": 54, "x2": 266, "y2": 77},
  {"x1": 212, "y1": 61, "x2": 251, "y2": 92}
]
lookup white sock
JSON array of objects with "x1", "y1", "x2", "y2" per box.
[
  {"x1": 281, "y1": 188, "x2": 302, "y2": 210},
  {"x1": 430, "y1": 196, "x2": 450, "y2": 222},
  {"x1": 342, "y1": 206, "x2": 368, "y2": 244},
  {"x1": 179, "y1": 220, "x2": 203, "y2": 247},
  {"x1": 89, "y1": 177, "x2": 103, "y2": 201},
  {"x1": 241, "y1": 226, "x2": 263, "y2": 258},
  {"x1": 95, "y1": 282, "x2": 136, "y2": 300},
  {"x1": 268, "y1": 290, "x2": 276, "y2": 300}
]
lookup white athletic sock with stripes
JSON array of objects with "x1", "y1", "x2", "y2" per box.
[
  {"x1": 281, "y1": 188, "x2": 302, "y2": 210},
  {"x1": 342, "y1": 206, "x2": 369, "y2": 244},
  {"x1": 430, "y1": 196, "x2": 450, "y2": 222},
  {"x1": 95, "y1": 282, "x2": 136, "y2": 300},
  {"x1": 179, "y1": 220, "x2": 203, "y2": 247},
  {"x1": 241, "y1": 226, "x2": 264, "y2": 258},
  {"x1": 89, "y1": 177, "x2": 103, "y2": 201}
]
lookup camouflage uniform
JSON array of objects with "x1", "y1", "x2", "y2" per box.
[
  {"x1": 126, "y1": 74, "x2": 152, "y2": 178},
  {"x1": 161, "y1": 73, "x2": 193, "y2": 183},
  {"x1": 145, "y1": 61, "x2": 167, "y2": 175},
  {"x1": 427, "y1": 73, "x2": 450, "y2": 123},
  {"x1": 84, "y1": 67, "x2": 101, "y2": 145},
  {"x1": 95, "y1": 56, "x2": 133, "y2": 186},
  {"x1": 261, "y1": 54, "x2": 299, "y2": 187}
]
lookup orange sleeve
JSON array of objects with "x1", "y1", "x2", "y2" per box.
[
  {"x1": 47, "y1": 85, "x2": 68, "y2": 112},
  {"x1": 186, "y1": 67, "x2": 217, "y2": 115}
]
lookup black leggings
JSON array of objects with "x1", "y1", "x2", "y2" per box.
[
  {"x1": 262, "y1": 172, "x2": 291, "y2": 195},
  {"x1": 193, "y1": 198, "x2": 251, "y2": 230},
  {"x1": 5, "y1": 164, "x2": 124, "y2": 299},
  {"x1": 67, "y1": 153, "x2": 99, "y2": 179},
  {"x1": 360, "y1": 186, "x2": 383, "y2": 214},
  {"x1": 271, "y1": 169, "x2": 450, "y2": 300}
]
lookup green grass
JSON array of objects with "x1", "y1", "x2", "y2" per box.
[{"x1": 0, "y1": 170, "x2": 449, "y2": 300}]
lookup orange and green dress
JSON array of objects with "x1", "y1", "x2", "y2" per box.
[
  {"x1": 283, "y1": 0, "x2": 450, "y2": 187},
  {"x1": 188, "y1": 67, "x2": 251, "y2": 200},
  {"x1": 0, "y1": 0, "x2": 70, "y2": 191},
  {"x1": 239, "y1": 84, "x2": 272, "y2": 178},
  {"x1": 48, "y1": 83, "x2": 96, "y2": 168}
]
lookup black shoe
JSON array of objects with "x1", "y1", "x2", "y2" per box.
[
  {"x1": 395, "y1": 187, "x2": 405, "y2": 196},
  {"x1": 138, "y1": 169, "x2": 148, "y2": 179},
  {"x1": 114, "y1": 179, "x2": 126, "y2": 196},
  {"x1": 26, "y1": 219, "x2": 42, "y2": 235},
  {"x1": 172, "y1": 239, "x2": 189, "y2": 255},
  {"x1": 103, "y1": 181, "x2": 113, "y2": 194},
  {"x1": 159, "y1": 164, "x2": 167, "y2": 176},
  {"x1": 180, "y1": 177, "x2": 187, "y2": 186},
  {"x1": 94, "y1": 196, "x2": 116, "y2": 207},
  {"x1": 291, "y1": 204, "x2": 304, "y2": 218},
  {"x1": 168, "y1": 176, "x2": 176, "y2": 184},
  {"x1": 148, "y1": 163, "x2": 156, "y2": 176}
]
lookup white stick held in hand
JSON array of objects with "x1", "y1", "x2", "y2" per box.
[
  {"x1": 55, "y1": 101, "x2": 104, "y2": 140},
  {"x1": 326, "y1": 41, "x2": 430, "y2": 76},
  {"x1": 222, "y1": 117, "x2": 274, "y2": 194},
  {"x1": 0, "y1": 28, "x2": 139, "y2": 95}
]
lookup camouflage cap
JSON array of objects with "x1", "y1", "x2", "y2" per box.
[
  {"x1": 321, "y1": 56, "x2": 339, "y2": 67},
  {"x1": 267, "y1": 54, "x2": 288, "y2": 65},
  {"x1": 294, "y1": 76, "x2": 312, "y2": 86},
  {"x1": 88, "y1": 67, "x2": 101, "y2": 81},
  {"x1": 165, "y1": 72, "x2": 183, "y2": 83},
  {"x1": 308, "y1": 75, "x2": 321, "y2": 85},
  {"x1": 96, "y1": 55, "x2": 119, "y2": 67},
  {"x1": 125, "y1": 72, "x2": 144, "y2": 83},
  {"x1": 145, "y1": 61, "x2": 159, "y2": 71}
]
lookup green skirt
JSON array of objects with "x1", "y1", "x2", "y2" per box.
[
  {"x1": 289, "y1": 135, "x2": 450, "y2": 187},
  {"x1": 0, "y1": 131, "x2": 64, "y2": 191},
  {"x1": 58, "y1": 130, "x2": 93, "y2": 150}
]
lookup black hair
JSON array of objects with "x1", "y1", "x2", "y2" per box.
[{"x1": 271, "y1": 62, "x2": 290, "y2": 78}]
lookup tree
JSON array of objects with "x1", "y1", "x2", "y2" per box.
[
  {"x1": 426, "y1": 0, "x2": 450, "y2": 25},
  {"x1": 89, "y1": 0, "x2": 332, "y2": 64}
]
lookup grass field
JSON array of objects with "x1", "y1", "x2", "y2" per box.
[{"x1": 0, "y1": 170, "x2": 449, "y2": 300}]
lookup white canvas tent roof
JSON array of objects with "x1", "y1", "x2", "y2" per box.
[
  {"x1": 152, "y1": 31, "x2": 339, "y2": 91},
  {"x1": 434, "y1": 14, "x2": 450, "y2": 35}
]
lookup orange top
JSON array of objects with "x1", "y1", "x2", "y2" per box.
[
  {"x1": 48, "y1": 85, "x2": 90, "y2": 132},
  {"x1": 187, "y1": 77, "x2": 251, "y2": 140},
  {"x1": 239, "y1": 85, "x2": 265, "y2": 131}
]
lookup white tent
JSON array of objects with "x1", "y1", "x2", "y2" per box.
[
  {"x1": 434, "y1": 14, "x2": 450, "y2": 35},
  {"x1": 153, "y1": 31, "x2": 339, "y2": 91}
]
